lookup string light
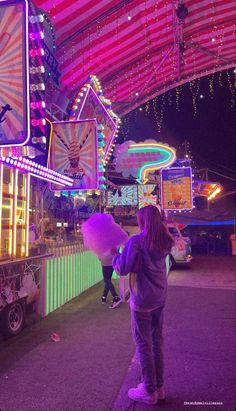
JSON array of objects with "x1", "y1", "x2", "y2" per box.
[
  {"x1": 208, "y1": 73, "x2": 215, "y2": 99},
  {"x1": 189, "y1": 78, "x2": 200, "y2": 116},
  {"x1": 226, "y1": 69, "x2": 235, "y2": 108},
  {"x1": 175, "y1": 86, "x2": 182, "y2": 112}
]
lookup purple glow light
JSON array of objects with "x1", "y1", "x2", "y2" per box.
[
  {"x1": 29, "y1": 31, "x2": 44, "y2": 40},
  {"x1": 29, "y1": 48, "x2": 44, "y2": 57},
  {"x1": 0, "y1": 156, "x2": 73, "y2": 187}
]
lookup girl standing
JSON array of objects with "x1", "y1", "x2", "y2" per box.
[{"x1": 113, "y1": 205, "x2": 174, "y2": 405}]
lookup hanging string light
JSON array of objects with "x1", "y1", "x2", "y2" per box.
[
  {"x1": 175, "y1": 85, "x2": 182, "y2": 111},
  {"x1": 145, "y1": 101, "x2": 150, "y2": 115},
  {"x1": 218, "y1": 70, "x2": 223, "y2": 87},
  {"x1": 226, "y1": 69, "x2": 235, "y2": 108},
  {"x1": 167, "y1": 89, "x2": 172, "y2": 106},
  {"x1": 189, "y1": 78, "x2": 200, "y2": 116},
  {"x1": 152, "y1": 94, "x2": 166, "y2": 132},
  {"x1": 208, "y1": 73, "x2": 215, "y2": 99}
]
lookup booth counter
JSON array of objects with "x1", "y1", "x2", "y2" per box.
[{"x1": 0, "y1": 244, "x2": 102, "y2": 337}]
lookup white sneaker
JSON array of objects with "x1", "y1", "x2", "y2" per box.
[
  {"x1": 157, "y1": 386, "x2": 166, "y2": 401},
  {"x1": 137, "y1": 382, "x2": 166, "y2": 401},
  {"x1": 128, "y1": 385, "x2": 157, "y2": 405}
]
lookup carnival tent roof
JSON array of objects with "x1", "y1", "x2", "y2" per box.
[{"x1": 34, "y1": 0, "x2": 236, "y2": 116}]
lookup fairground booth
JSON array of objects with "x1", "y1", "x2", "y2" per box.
[
  {"x1": 0, "y1": 0, "x2": 227, "y2": 337},
  {"x1": 0, "y1": 0, "x2": 120, "y2": 336}
]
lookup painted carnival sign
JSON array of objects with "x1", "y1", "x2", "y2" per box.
[
  {"x1": 138, "y1": 184, "x2": 157, "y2": 208},
  {"x1": 50, "y1": 120, "x2": 98, "y2": 190},
  {"x1": 161, "y1": 167, "x2": 193, "y2": 210}
]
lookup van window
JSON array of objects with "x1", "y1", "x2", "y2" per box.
[{"x1": 168, "y1": 227, "x2": 180, "y2": 237}]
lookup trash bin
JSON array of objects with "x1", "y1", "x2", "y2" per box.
[{"x1": 230, "y1": 234, "x2": 236, "y2": 255}]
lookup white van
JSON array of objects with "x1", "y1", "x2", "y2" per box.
[
  {"x1": 167, "y1": 224, "x2": 192, "y2": 264},
  {"x1": 124, "y1": 224, "x2": 192, "y2": 265}
]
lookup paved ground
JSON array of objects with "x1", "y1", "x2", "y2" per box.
[{"x1": 0, "y1": 255, "x2": 235, "y2": 411}]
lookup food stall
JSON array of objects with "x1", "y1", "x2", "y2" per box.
[{"x1": 0, "y1": 0, "x2": 119, "y2": 337}]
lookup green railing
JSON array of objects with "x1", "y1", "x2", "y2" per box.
[{"x1": 38, "y1": 245, "x2": 102, "y2": 316}]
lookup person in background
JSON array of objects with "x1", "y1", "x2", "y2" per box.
[
  {"x1": 100, "y1": 251, "x2": 121, "y2": 309},
  {"x1": 44, "y1": 222, "x2": 57, "y2": 240},
  {"x1": 112, "y1": 205, "x2": 174, "y2": 405},
  {"x1": 29, "y1": 223, "x2": 40, "y2": 256}
]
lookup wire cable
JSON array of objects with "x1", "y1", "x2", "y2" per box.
[
  {"x1": 207, "y1": 169, "x2": 236, "y2": 181},
  {"x1": 192, "y1": 151, "x2": 236, "y2": 175}
]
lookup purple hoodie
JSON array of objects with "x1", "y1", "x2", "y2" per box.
[{"x1": 113, "y1": 232, "x2": 170, "y2": 312}]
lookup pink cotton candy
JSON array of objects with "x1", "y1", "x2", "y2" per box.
[{"x1": 81, "y1": 213, "x2": 128, "y2": 258}]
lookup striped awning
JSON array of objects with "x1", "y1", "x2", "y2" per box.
[{"x1": 34, "y1": 0, "x2": 236, "y2": 116}]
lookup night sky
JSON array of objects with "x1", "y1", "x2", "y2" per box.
[{"x1": 120, "y1": 69, "x2": 236, "y2": 193}]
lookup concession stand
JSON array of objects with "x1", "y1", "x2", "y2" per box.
[{"x1": 0, "y1": 0, "x2": 120, "y2": 337}]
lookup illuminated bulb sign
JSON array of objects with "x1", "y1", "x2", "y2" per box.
[
  {"x1": 128, "y1": 143, "x2": 176, "y2": 183},
  {"x1": 114, "y1": 141, "x2": 176, "y2": 184},
  {"x1": 70, "y1": 75, "x2": 120, "y2": 162}
]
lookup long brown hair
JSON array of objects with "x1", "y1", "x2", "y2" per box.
[{"x1": 137, "y1": 205, "x2": 174, "y2": 253}]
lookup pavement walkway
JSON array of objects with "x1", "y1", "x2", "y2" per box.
[{"x1": 0, "y1": 256, "x2": 235, "y2": 411}]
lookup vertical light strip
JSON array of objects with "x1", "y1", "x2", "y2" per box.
[
  {"x1": 70, "y1": 253, "x2": 73, "y2": 299},
  {"x1": 57, "y1": 256, "x2": 61, "y2": 308},
  {"x1": 50, "y1": 260, "x2": 53, "y2": 313},
  {"x1": 0, "y1": 164, "x2": 3, "y2": 258},
  {"x1": 12, "y1": 169, "x2": 18, "y2": 256},
  {"x1": 46, "y1": 261, "x2": 50, "y2": 316},
  {"x1": 46, "y1": 118, "x2": 53, "y2": 168},
  {"x1": 54, "y1": 259, "x2": 57, "y2": 311},
  {"x1": 8, "y1": 168, "x2": 14, "y2": 256},
  {"x1": 25, "y1": 173, "x2": 30, "y2": 256},
  {"x1": 61, "y1": 254, "x2": 64, "y2": 306}
]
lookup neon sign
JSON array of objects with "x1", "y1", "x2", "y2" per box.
[
  {"x1": 114, "y1": 141, "x2": 176, "y2": 184},
  {"x1": 128, "y1": 143, "x2": 176, "y2": 183}
]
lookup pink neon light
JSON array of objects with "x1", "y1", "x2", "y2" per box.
[
  {"x1": 29, "y1": 31, "x2": 44, "y2": 40},
  {"x1": 30, "y1": 101, "x2": 46, "y2": 109},
  {"x1": 31, "y1": 118, "x2": 46, "y2": 126},
  {"x1": 29, "y1": 48, "x2": 44, "y2": 57}
]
